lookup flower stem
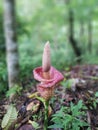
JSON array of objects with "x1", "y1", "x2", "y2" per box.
[{"x1": 44, "y1": 100, "x2": 49, "y2": 130}]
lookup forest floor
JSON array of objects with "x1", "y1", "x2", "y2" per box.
[{"x1": 0, "y1": 65, "x2": 98, "y2": 130}]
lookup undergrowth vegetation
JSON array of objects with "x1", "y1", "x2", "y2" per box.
[{"x1": 49, "y1": 100, "x2": 90, "y2": 130}]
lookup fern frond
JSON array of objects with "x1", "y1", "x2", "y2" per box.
[{"x1": 1, "y1": 104, "x2": 17, "y2": 130}]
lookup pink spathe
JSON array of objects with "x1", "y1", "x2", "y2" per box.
[{"x1": 33, "y1": 66, "x2": 64, "y2": 88}]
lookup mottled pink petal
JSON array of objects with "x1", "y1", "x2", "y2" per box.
[{"x1": 33, "y1": 66, "x2": 64, "y2": 88}]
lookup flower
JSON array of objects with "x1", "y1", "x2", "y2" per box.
[
  {"x1": 33, "y1": 66, "x2": 64, "y2": 100},
  {"x1": 33, "y1": 42, "x2": 64, "y2": 100},
  {"x1": 33, "y1": 66, "x2": 64, "y2": 87}
]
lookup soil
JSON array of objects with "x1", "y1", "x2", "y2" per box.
[{"x1": 0, "y1": 65, "x2": 98, "y2": 130}]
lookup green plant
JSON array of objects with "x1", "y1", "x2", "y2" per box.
[
  {"x1": 6, "y1": 85, "x2": 22, "y2": 97},
  {"x1": 61, "y1": 78, "x2": 80, "y2": 91},
  {"x1": 29, "y1": 120, "x2": 40, "y2": 129},
  {"x1": 49, "y1": 100, "x2": 90, "y2": 130},
  {"x1": 0, "y1": 62, "x2": 7, "y2": 94},
  {"x1": 29, "y1": 93, "x2": 50, "y2": 130},
  {"x1": 1, "y1": 104, "x2": 17, "y2": 130},
  {"x1": 94, "y1": 92, "x2": 98, "y2": 108},
  {"x1": 61, "y1": 79, "x2": 74, "y2": 89},
  {"x1": 87, "y1": 91, "x2": 98, "y2": 109},
  {"x1": 95, "y1": 92, "x2": 98, "y2": 97}
]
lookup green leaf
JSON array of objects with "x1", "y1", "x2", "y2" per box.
[
  {"x1": 48, "y1": 124, "x2": 63, "y2": 129},
  {"x1": 30, "y1": 121, "x2": 40, "y2": 129},
  {"x1": 95, "y1": 92, "x2": 98, "y2": 97},
  {"x1": 1, "y1": 104, "x2": 17, "y2": 129},
  {"x1": 62, "y1": 79, "x2": 74, "y2": 89},
  {"x1": 6, "y1": 85, "x2": 22, "y2": 97},
  {"x1": 93, "y1": 102, "x2": 97, "y2": 109}
]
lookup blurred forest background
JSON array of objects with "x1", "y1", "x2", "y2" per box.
[{"x1": 0, "y1": 0, "x2": 98, "y2": 96}]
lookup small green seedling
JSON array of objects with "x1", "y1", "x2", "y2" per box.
[
  {"x1": 6, "y1": 85, "x2": 22, "y2": 97},
  {"x1": 29, "y1": 120, "x2": 40, "y2": 129},
  {"x1": 92, "y1": 92, "x2": 98, "y2": 109},
  {"x1": 87, "y1": 91, "x2": 98, "y2": 109}
]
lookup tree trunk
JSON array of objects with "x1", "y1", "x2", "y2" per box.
[
  {"x1": 3, "y1": 0, "x2": 20, "y2": 89},
  {"x1": 68, "y1": 10, "x2": 82, "y2": 62},
  {"x1": 88, "y1": 19, "x2": 92, "y2": 53}
]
